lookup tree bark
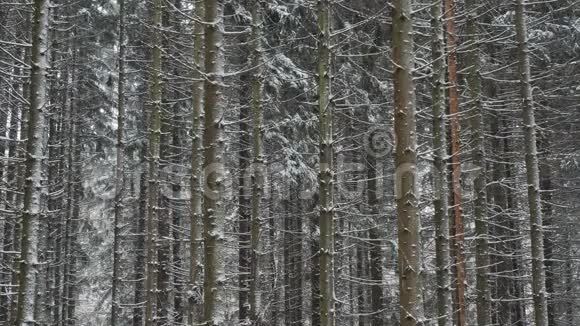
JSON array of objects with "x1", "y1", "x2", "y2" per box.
[
  {"x1": 188, "y1": 0, "x2": 204, "y2": 323},
  {"x1": 392, "y1": 0, "x2": 421, "y2": 324},
  {"x1": 249, "y1": 0, "x2": 264, "y2": 323},
  {"x1": 430, "y1": 1, "x2": 451, "y2": 324},
  {"x1": 317, "y1": 1, "x2": 335, "y2": 325},
  {"x1": 514, "y1": 1, "x2": 548, "y2": 325},
  {"x1": 111, "y1": 0, "x2": 126, "y2": 323},
  {"x1": 465, "y1": 1, "x2": 492, "y2": 324},
  {"x1": 443, "y1": 0, "x2": 467, "y2": 324},
  {"x1": 201, "y1": 0, "x2": 226, "y2": 324},
  {"x1": 144, "y1": 0, "x2": 163, "y2": 323},
  {"x1": 14, "y1": 0, "x2": 49, "y2": 323}
]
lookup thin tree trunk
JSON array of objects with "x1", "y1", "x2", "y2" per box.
[
  {"x1": 443, "y1": 0, "x2": 467, "y2": 324},
  {"x1": 514, "y1": 1, "x2": 548, "y2": 325},
  {"x1": 392, "y1": 0, "x2": 421, "y2": 324},
  {"x1": 144, "y1": 0, "x2": 163, "y2": 323},
  {"x1": 430, "y1": 1, "x2": 452, "y2": 324},
  {"x1": 171, "y1": 113, "x2": 184, "y2": 324},
  {"x1": 0, "y1": 44, "x2": 25, "y2": 323},
  {"x1": 133, "y1": 167, "x2": 147, "y2": 326},
  {"x1": 238, "y1": 53, "x2": 251, "y2": 325},
  {"x1": 317, "y1": 1, "x2": 334, "y2": 325},
  {"x1": 14, "y1": 0, "x2": 49, "y2": 323},
  {"x1": 465, "y1": 1, "x2": 492, "y2": 324},
  {"x1": 111, "y1": 0, "x2": 126, "y2": 323},
  {"x1": 249, "y1": 2, "x2": 264, "y2": 323},
  {"x1": 188, "y1": 0, "x2": 204, "y2": 323},
  {"x1": 539, "y1": 146, "x2": 554, "y2": 326},
  {"x1": 201, "y1": 0, "x2": 226, "y2": 323}
]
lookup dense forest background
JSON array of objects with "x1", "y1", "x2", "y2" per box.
[{"x1": 0, "y1": 0, "x2": 579, "y2": 325}]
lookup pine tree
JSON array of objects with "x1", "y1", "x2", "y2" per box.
[
  {"x1": 111, "y1": 0, "x2": 126, "y2": 323},
  {"x1": 514, "y1": 1, "x2": 548, "y2": 325},
  {"x1": 144, "y1": 0, "x2": 163, "y2": 323},
  {"x1": 188, "y1": 0, "x2": 204, "y2": 323},
  {"x1": 430, "y1": 1, "x2": 451, "y2": 324},
  {"x1": 392, "y1": 0, "x2": 421, "y2": 324},
  {"x1": 201, "y1": 0, "x2": 226, "y2": 324},
  {"x1": 465, "y1": 1, "x2": 492, "y2": 324},
  {"x1": 443, "y1": 0, "x2": 467, "y2": 324},
  {"x1": 317, "y1": 0, "x2": 335, "y2": 325},
  {"x1": 13, "y1": 0, "x2": 49, "y2": 323}
]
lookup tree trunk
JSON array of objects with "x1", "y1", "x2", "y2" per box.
[
  {"x1": 238, "y1": 49, "x2": 251, "y2": 325},
  {"x1": 514, "y1": 1, "x2": 549, "y2": 325},
  {"x1": 133, "y1": 167, "x2": 147, "y2": 326},
  {"x1": 443, "y1": 0, "x2": 467, "y2": 324},
  {"x1": 539, "y1": 145, "x2": 554, "y2": 326},
  {"x1": 317, "y1": 1, "x2": 335, "y2": 325},
  {"x1": 144, "y1": 0, "x2": 163, "y2": 323},
  {"x1": 188, "y1": 0, "x2": 204, "y2": 323},
  {"x1": 201, "y1": 0, "x2": 226, "y2": 324},
  {"x1": 430, "y1": 1, "x2": 452, "y2": 324},
  {"x1": 249, "y1": 2, "x2": 264, "y2": 323},
  {"x1": 14, "y1": 0, "x2": 49, "y2": 323},
  {"x1": 392, "y1": 0, "x2": 421, "y2": 324},
  {"x1": 465, "y1": 1, "x2": 492, "y2": 324},
  {"x1": 111, "y1": 0, "x2": 126, "y2": 323}
]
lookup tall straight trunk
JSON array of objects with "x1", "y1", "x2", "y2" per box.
[
  {"x1": 317, "y1": 1, "x2": 334, "y2": 325},
  {"x1": 465, "y1": 1, "x2": 491, "y2": 324},
  {"x1": 9, "y1": 19, "x2": 31, "y2": 321},
  {"x1": 392, "y1": 0, "x2": 421, "y2": 325},
  {"x1": 539, "y1": 149, "x2": 554, "y2": 326},
  {"x1": 170, "y1": 2, "x2": 185, "y2": 321},
  {"x1": 443, "y1": 0, "x2": 467, "y2": 324},
  {"x1": 111, "y1": 0, "x2": 126, "y2": 323},
  {"x1": 238, "y1": 57, "x2": 251, "y2": 325},
  {"x1": 311, "y1": 215, "x2": 320, "y2": 326},
  {"x1": 63, "y1": 117, "x2": 81, "y2": 326},
  {"x1": 144, "y1": 0, "x2": 163, "y2": 323},
  {"x1": 360, "y1": 38, "x2": 385, "y2": 326},
  {"x1": 157, "y1": 120, "x2": 170, "y2": 323},
  {"x1": 133, "y1": 167, "x2": 147, "y2": 326},
  {"x1": 52, "y1": 58, "x2": 69, "y2": 326},
  {"x1": 502, "y1": 122, "x2": 526, "y2": 326},
  {"x1": 514, "y1": 1, "x2": 548, "y2": 325},
  {"x1": 0, "y1": 45, "x2": 25, "y2": 323},
  {"x1": 249, "y1": 0, "x2": 264, "y2": 323},
  {"x1": 14, "y1": 0, "x2": 49, "y2": 323},
  {"x1": 430, "y1": 1, "x2": 451, "y2": 325},
  {"x1": 156, "y1": 6, "x2": 172, "y2": 323},
  {"x1": 188, "y1": 0, "x2": 204, "y2": 324},
  {"x1": 201, "y1": 0, "x2": 226, "y2": 324},
  {"x1": 367, "y1": 155, "x2": 384, "y2": 326},
  {"x1": 171, "y1": 107, "x2": 184, "y2": 324}
]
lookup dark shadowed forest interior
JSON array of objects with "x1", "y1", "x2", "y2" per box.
[{"x1": 0, "y1": 0, "x2": 579, "y2": 325}]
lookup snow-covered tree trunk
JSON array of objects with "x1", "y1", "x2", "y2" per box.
[
  {"x1": 144, "y1": 0, "x2": 163, "y2": 323},
  {"x1": 14, "y1": 0, "x2": 49, "y2": 324},
  {"x1": 514, "y1": 1, "x2": 548, "y2": 325},
  {"x1": 392, "y1": 0, "x2": 421, "y2": 324},
  {"x1": 443, "y1": 0, "x2": 467, "y2": 324},
  {"x1": 465, "y1": 1, "x2": 492, "y2": 324},
  {"x1": 317, "y1": 0, "x2": 334, "y2": 325},
  {"x1": 201, "y1": 0, "x2": 226, "y2": 324},
  {"x1": 238, "y1": 40, "x2": 251, "y2": 325},
  {"x1": 111, "y1": 0, "x2": 126, "y2": 323},
  {"x1": 188, "y1": 0, "x2": 204, "y2": 323},
  {"x1": 249, "y1": 0, "x2": 264, "y2": 323},
  {"x1": 0, "y1": 44, "x2": 25, "y2": 324},
  {"x1": 430, "y1": 1, "x2": 451, "y2": 325}
]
